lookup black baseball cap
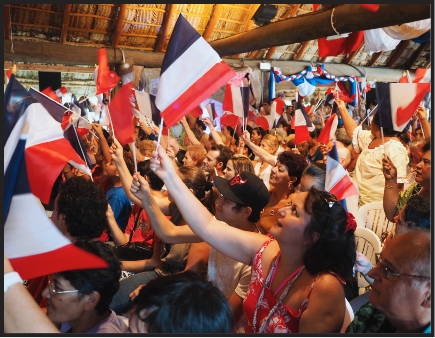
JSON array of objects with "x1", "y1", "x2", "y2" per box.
[{"x1": 214, "y1": 172, "x2": 270, "y2": 213}]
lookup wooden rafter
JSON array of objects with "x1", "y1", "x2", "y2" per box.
[
  {"x1": 202, "y1": 4, "x2": 224, "y2": 41},
  {"x1": 387, "y1": 40, "x2": 410, "y2": 68},
  {"x1": 294, "y1": 41, "x2": 311, "y2": 60},
  {"x1": 210, "y1": 4, "x2": 430, "y2": 57},
  {"x1": 156, "y1": 4, "x2": 176, "y2": 53},
  {"x1": 112, "y1": 4, "x2": 127, "y2": 49},
  {"x1": 235, "y1": 4, "x2": 261, "y2": 58},
  {"x1": 404, "y1": 41, "x2": 429, "y2": 69},
  {"x1": 4, "y1": 61, "x2": 95, "y2": 73},
  {"x1": 265, "y1": 4, "x2": 301, "y2": 59},
  {"x1": 345, "y1": 40, "x2": 364, "y2": 64},
  {"x1": 4, "y1": 4, "x2": 11, "y2": 40},
  {"x1": 368, "y1": 52, "x2": 383, "y2": 67},
  {"x1": 248, "y1": 50, "x2": 262, "y2": 60},
  {"x1": 60, "y1": 4, "x2": 72, "y2": 45}
]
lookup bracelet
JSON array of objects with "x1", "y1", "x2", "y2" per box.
[
  {"x1": 385, "y1": 183, "x2": 397, "y2": 189},
  {"x1": 4, "y1": 271, "x2": 24, "y2": 293},
  {"x1": 63, "y1": 168, "x2": 71, "y2": 174}
]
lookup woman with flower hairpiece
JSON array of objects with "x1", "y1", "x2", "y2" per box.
[{"x1": 140, "y1": 143, "x2": 356, "y2": 333}]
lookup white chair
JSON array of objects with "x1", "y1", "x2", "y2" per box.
[
  {"x1": 340, "y1": 298, "x2": 355, "y2": 333},
  {"x1": 354, "y1": 227, "x2": 382, "y2": 295},
  {"x1": 355, "y1": 201, "x2": 395, "y2": 244}
]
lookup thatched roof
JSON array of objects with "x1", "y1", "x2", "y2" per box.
[{"x1": 4, "y1": 4, "x2": 431, "y2": 98}]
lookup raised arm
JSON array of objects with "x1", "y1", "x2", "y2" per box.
[
  {"x1": 242, "y1": 130, "x2": 276, "y2": 166},
  {"x1": 91, "y1": 122, "x2": 112, "y2": 164},
  {"x1": 4, "y1": 254, "x2": 59, "y2": 333},
  {"x1": 335, "y1": 98, "x2": 357, "y2": 140},
  {"x1": 110, "y1": 138, "x2": 170, "y2": 214},
  {"x1": 180, "y1": 117, "x2": 202, "y2": 146},
  {"x1": 415, "y1": 105, "x2": 431, "y2": 140},
  {"x1": 144, "y1": 143, "x2": 268, "y2": 265},
  {"x1": 203, "y1": 117, "x2": 224, "y2": 146},
  {"x1": 131, "y1": 173, "x2": 201, "y2": 243}
]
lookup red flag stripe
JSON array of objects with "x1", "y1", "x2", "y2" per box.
[
  {"x1": 26, "y1": 138, "x2": 85, "y2": 204},
  {"x1": 160, "y1": 61, "x2": 235, "y2": 128},
  {"x1": 9, "y1": 243, "x2": 108, "y2": 280},
  {"x1": 329, "y1": 176, "x2": 359, "y2": 201}
]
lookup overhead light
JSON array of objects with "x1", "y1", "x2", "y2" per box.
[
  {"x1": 259, "y1": 62, "x2": 271, "y2": 70},
  {"x1": 252, "y1": 5, "x2": 278, "y2": 26}
]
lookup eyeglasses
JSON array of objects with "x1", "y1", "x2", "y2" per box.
[
  {"x1": 374, "y1": 254, "x2": 430, "y2": 280},
  {"x1": 47, "y1": 275, "x2": 84, "y2": 295}
]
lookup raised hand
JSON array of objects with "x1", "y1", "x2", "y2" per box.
[
  {"x1": 109, "y1": 138, "x2": 124, "y2": 162},
  {"x1": 242, "y1": 130, "x2": 251, "y2": 144},
  {"x1": 149, "y1": 142, "x2": 177, "y2": 181},
  {"x1": 130, "y1": 172, "x2": 152, "y2": 202},
  {"x1": 202, "y1": 117, "x2": 213, "y2": 129},
  {"x1": 382, "y1": 154, "x2": 398, "y2": 182},
  {"x1": 415, "y1": 105, "x2": 427, "y2": 121}
]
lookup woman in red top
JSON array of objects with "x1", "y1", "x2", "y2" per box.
[{"x1": 145, "y1": 145, "x2": 356, "y2": 333}]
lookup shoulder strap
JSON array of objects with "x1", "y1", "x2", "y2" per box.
[{"x1": 128, "y1": 208, "x2": 143, "y2": 243}]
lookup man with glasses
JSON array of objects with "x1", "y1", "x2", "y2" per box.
[
  {"x1": 41, "y1": 239, "x2": 128, "y2": 333},
  {"x1": 346, "y1": 230, "x2": 431, "y2": 333}
]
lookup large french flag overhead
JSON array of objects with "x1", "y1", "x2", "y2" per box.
[
  {"x1": 95, "y1": 48, "x2": 121, "y2": 95},
  {"x1": 5, "y1": 76, "x2": 90, "y2": 204},
  {"x1": 4, "y1": 125, "x2": 108, "y2": 280},
  {"x1": 223, "y1": 84, "x2": 250, "y2": 118},
  {"x1": 156, "y1": 14, "x2": 236, "y2": 128},
  {"x1": 317, "y1": 113, "x2": 338, "y2": 144},
  {"x1": 325, "y1": 141, "x2": 359, "y2": 202},
  {"x1": 375, "y1": 82, "x2": 430, "y2": 131}
]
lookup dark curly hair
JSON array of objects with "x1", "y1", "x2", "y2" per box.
[
  {"x1": 58, "y1": 239, "x2": 121, "y2": 316},
  {"x1": 57, "y1": 177, "x2": 108, "y2": 239},
  {"x1": 133, "y1": 271, "x2": 233, "y2": 333},
  {"x1": 137, "y1": 160, "x2": 164, "y2": 191},
  {"x1": 276, "y1": 151, "x2": 308, "y2": 187},
  {"x1": 302, "y1": 187, "x2": 356, "y2": 280}
]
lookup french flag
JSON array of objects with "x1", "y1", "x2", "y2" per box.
[
  {"x1": 223, "y1": 84, "x2": 250, "y2": 119},
  {"x1": 317, "y1": 113, "x2": 338, "y2": 144},
  {"x1": 134, "y1": 89, "x2": 161, "y2": 127},
  {"x1": 5, "y1": 76, "x2": 91, "y2": 204},
  {"x1": 325, "y1": 141, "x2": 359, "y2": 202},
  {"x1": 375, "y1": 82, "x2": 430, "y2": 131},
  {"x1": 205, "y1": 102, "x2": 218, "y2": 124},
  {"x1": 108, "y1": 82, "x2": 135, "y2": 145},
  {"x1": 4, "y1": 123, "x2": 108, "y2": 280},
  {"x1": 156, "y1": 14, "x2": 236, "y2": 128},
  {"x1": 413, "y1": 68, "x2": 431, "y2": 83},
  {"x1": 293, "y1": 99, "x2": 314, "y2": 145}
]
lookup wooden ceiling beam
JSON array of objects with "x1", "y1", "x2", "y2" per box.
[
  {"x1": 4, "y1": 61, "x2": 95, "y2": 73},
  {"x1": 294, "y1": 41, "x2": 311, "y2": 61},
  {"x1": 367, "y1": 52, "x2": 383, "y2": 67},
  {"x1": 345, "y1": 40, "x2": 364, "y2": 64},
  {"x1": 248, "y1": 50, "x2": 262, "y2": 59},
  {"x1": 209, "y1": 4, "x2": 430, "y2": 57},
  {"x1": 202, "y1": 4, "x2": 224, "y2": 41},
  {"x1": 60, "y1": 4, "x2": 72, "y2": 45},
  {"x1": 156, "y1": 4, "x2": 176, "y2": 53},
  {"x1": 234, "y1": 4, "x2": 261, "y2": 58},
  {"x1": 387, "y1": 40, "x2": 410, "y2": 68},
  {"x1": 265, "y1": 4, "x2": 301, "y2": 60},
  {"x1": 404, "y1": 41, "x2": 429, "y2": 69},
  {"x1": 112, "y1": 4, "x2": 127, "y2": 49},
  {"x1": 4, "y1": 5, "x2": 11, "y2": 40}
]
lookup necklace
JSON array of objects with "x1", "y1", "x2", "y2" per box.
[
  {"x1": 261, "y1": 200, "x2": 292, "y2": 216},
  {"x1": 252, "y1": 254, "x2": 305, "y2": 333}
]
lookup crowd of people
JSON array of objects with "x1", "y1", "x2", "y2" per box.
[{"x1": 4, "y1": 94, "x2": 432, "y2": 334}]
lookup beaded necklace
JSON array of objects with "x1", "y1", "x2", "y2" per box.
[{"x1": 252, "y1": 253, "x2": 305, "y2": 333}]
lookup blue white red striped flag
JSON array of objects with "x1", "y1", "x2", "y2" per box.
[
  {"x1": 317, "y1": 113, "x2": 339, "y2": 145},
  {"x1": 5, "y1": 76, "x2": 90, "y2": 204},
  {"x1": 325, "y1": 141, "x2": 359, "y2": 203},
  {"x1": 4, "y1": 125, "x2": 108, "y2": 280},
  {"x1": 156, "y1": 14, "x2": 236, "y2": 128},
  {"x1": 375, "y1": 82, "x2": 430, "y2": 131},
  {"x1": 223, "y1": 84, "x2": 250, "y2": 119}
]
